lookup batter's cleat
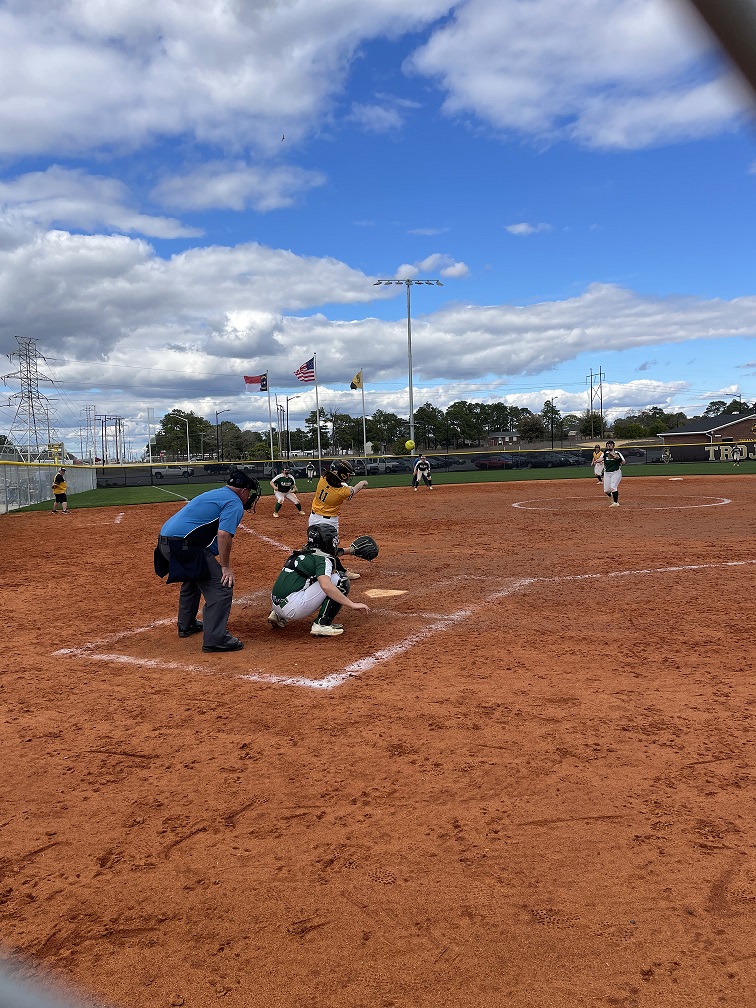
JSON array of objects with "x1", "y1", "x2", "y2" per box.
[
  {"x1": 267, "y1": 611, "x2": 287, "y2": 629},
  {"x1": 345, "y1": 570, "x2": 361, "y2": 580},
  {"x1": 202, "y1": 635, "x2": 244, "y2": 653},
  {"x1": 311, "y1": 623, "x2": 344, "y2": 637},
  {"x1": 178, "y1": 620, "x2": 204, "y2": 638},
  {"x1": 272, "y1": 512, "x2": 280, "y2": 518}
]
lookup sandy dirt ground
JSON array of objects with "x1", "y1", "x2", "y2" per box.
[{"x1": 1, "y1": 474, "x2": 756, "y2": 1008}]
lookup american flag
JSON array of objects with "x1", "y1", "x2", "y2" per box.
[{"x1": 294, "y1": 357, "x2": 315, "y2": 383}]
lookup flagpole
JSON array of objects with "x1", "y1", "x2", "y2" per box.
[
  {"x1": 265, "y1": 373, "x2": 275, "y2": 465},
  {"x1": 360, "y1": 375, "x2": 367, "y2": 456},
  {"x1": 313, "y1": 352, "x2": 322, "y2": 466}
]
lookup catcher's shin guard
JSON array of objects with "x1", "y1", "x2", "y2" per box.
[
  {"x1": 316, "y1": 597, "x2": 342, "y2": 626},
  {"x1": 315, "y1": 576, "x2": 350, "y2": 626}
]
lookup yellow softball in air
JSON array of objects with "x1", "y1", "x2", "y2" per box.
[{"x1": 405, "y1": 440, "x2": 416, "y2": 451}]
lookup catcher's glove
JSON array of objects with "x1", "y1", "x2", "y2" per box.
[{"x1": 349, "y1": 534, "x2": 379, "y2": 561}]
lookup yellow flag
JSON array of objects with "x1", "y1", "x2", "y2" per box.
[{"x1": 350, "y1": 369, "x2": 363, "y2": 390}]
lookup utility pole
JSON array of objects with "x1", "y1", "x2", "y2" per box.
[{"x1": 3, "y1": 337, "x2": 60, "y2": 461}]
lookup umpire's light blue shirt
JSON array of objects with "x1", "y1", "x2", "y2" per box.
[{"x1": 160, "y1": 487, "x2": 244, "y2": 555}]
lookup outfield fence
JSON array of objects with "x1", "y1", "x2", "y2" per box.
[{"x1": 0, "y1": 463, "x2": 97, "y2": 515}]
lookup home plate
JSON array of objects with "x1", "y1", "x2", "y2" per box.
[{"x1": 363, "y1": 589, "x2": 408, "y2": 598}]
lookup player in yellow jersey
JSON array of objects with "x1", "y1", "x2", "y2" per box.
[
  {"x1": 308, "y1": 461, "x2": 368, "y2": 580},
  {"x1": 591, "y1": 444, "x2": 604, "y2": 485}
]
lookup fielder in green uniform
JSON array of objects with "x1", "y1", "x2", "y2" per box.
[
  {"x1": 270, "y1": 466, "x2": 304, "y2": 518},
  {"x1": 602, "y1": 440, "x2": 625, "y2": 508},
  {"x1": 268, "y1": 525, "x2": 369, "y2": 637}
]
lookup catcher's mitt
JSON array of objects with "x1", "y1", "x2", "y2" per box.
[{"x1": 349, "y1": 534, "x2": 379, "y2": 561}]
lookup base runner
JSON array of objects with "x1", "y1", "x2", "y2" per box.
[
  {"x1": 268, "y1": 525, "x2": 369, "y2": 637},
  {"x1": 602, "y1": 440, "x2": 625, "y2": 507}
]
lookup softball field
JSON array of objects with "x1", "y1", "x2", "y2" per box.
[{"x1": 2, "y1": 475, "x2": 755, "y2": 1007}]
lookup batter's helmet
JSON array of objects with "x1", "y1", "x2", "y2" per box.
[{"x1": 330, "y1": 460, "x2": 355, "y2": 482}]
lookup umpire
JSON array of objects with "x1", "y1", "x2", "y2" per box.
[{"x1": 154, "y1": 470, "x2": 260, "y2": 652}]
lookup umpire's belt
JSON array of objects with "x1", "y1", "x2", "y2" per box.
[{"x1": 159, "y1": 535, "x2": 199, "y2": 550}]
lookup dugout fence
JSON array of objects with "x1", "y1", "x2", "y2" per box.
[{"x1": 0, "y1": 463, "x2": 97, "y2": 515}]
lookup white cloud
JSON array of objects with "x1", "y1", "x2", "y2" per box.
[
  {"x1": 347, "y1": 103, "x2": 404, "y2": 133},
  {"x1": 394, "y1": 253, "x2": 470, "y2": 279},
  {"x1": 409, "y1": 0, "x2": 752, "y2": 149},
  {"x1": 152, "y1": 161, "x2": 325, "y2": 212},
  {"x1": 0, "y1": 166, "x2": 199, "y2": 238},
  {"x1": 0, "y1": 0, "x2": 454, "y2": 157},
  {"x1": 408, "y1": 227, "x2": 449, "y2": 236},
  {"x1": 504, "y1": 222, "x2": 551, "y2": 236},
  {"x1": 3, "y1": 222, "x2": 756, "y2": 441}
]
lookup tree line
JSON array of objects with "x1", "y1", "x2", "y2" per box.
[{"x1": 147, "y1": 398, "x2": 753, "y2": 461}]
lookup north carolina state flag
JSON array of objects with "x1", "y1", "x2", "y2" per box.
[{"x1": 244, "y1": 374, "x2": 267, "y2": 391}]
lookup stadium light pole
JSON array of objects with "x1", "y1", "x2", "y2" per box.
[
  {"x1": 215, "y1": 408, "x2": 230, "y2": 461},
  {"x1": 373, "y1": 278, "x2": 443, "y2": 451},
  {"x1": 547, "y1": 398, "x2": 559, "y2": 449},
  {"x1": 285, "y1": 393, "x2": 301, "y2": 460},
  {"x1": 167, "y1": 413, "x2": 190, "y2": 464}
]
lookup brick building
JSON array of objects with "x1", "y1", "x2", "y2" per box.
[{"x1": 656, "y1": 412, "x2": 756, "y2": 462}]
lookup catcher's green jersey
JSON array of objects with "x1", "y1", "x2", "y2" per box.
[
  {"x1": 603, "y1": 451, "x2": 624, "y2": 473},
  {"x1": 271, "y1": 550, "x2": 333, "y2": 607},
  {"x1": 272, "y1": 474, "x2": 296, "y2": 493}
]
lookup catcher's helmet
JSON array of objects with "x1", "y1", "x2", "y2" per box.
[
  {"x1": 330, "y1": 460, "x2": 355, "y2": 482},
  {"x1": 307, "y1": 523, "x2": 340, "y2": 556}
]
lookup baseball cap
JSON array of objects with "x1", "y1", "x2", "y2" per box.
[
  {"x1": 605, "y1": 440, "x2": 615, "y2": 446},
  {"x1": 227, "y1": 470, "x2": 257, "y2": 490}
]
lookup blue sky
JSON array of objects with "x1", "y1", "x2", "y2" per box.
[{"x1": 1, "y1": 0, "x2": 756, "y2": 454}]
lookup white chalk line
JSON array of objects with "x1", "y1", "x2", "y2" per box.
[
  {"x1": 513, "y1": 494, "x2": 731, "y2": 511},
  {"x1": 114, "y1": 512, "x2": 125, "y2": 524},
  {"x1": 53, "y1": 559, "x2": 756, "y2": 689},
  {"x1": 154, "y1": 487, "x2": 189, "y2": 501},
  {"x1": 239, "y1": 523, "x2": 291, "y2": 551}
]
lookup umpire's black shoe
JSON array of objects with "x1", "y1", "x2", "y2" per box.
[
  {"x1": 178, "y1": 620, "x2": 203, "y2": 638},
  {"x1": 202, "y1": 635, "x2": 244, "y2": 653}
]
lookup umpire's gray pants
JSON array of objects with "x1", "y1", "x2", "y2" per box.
[{"x1": 159, "y1": 544, "x2": 234, "y2": 647}]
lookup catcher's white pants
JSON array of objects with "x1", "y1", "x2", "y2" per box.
[
  {"x1": 271, "y1": 572, "x2": 340, "y2": 621},
  {"x1": 603, "y1": 469, "x2": 622, "y2": 494}
]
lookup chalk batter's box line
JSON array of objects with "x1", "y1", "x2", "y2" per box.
[{"x1": 52, "y1": 559, "x2": 756, "y2": 692}]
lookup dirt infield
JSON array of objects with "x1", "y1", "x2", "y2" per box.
[{"x1": 2, "y1": 475, "x2": 756, "y2": 1008}]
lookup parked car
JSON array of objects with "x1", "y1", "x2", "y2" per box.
[
  {"x1": 474, "y1": 455, "x2": 515, "y2": 470},
  {"x1": 151, "y1": 465, "x2": 194, "y2": 479},
  {"x1": 365, "y1": 459, "x2": 410, "y2": 474}
]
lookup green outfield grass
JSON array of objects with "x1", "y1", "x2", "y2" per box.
[{"x1": 9, "y1": 460, "x2": 753, "y2": 513}]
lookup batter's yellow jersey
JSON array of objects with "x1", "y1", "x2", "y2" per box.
[{"x1": 311, "y1": 477, "x2": 353, "y2": 518}]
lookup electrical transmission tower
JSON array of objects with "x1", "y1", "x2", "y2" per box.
[{"x1": 3, "y1": 337, "x2": 61, "y2": 462}]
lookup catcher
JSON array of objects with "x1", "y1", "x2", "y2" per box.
[{"x1": 267, "y1": 526, "x2": 378, "y2": 637}]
